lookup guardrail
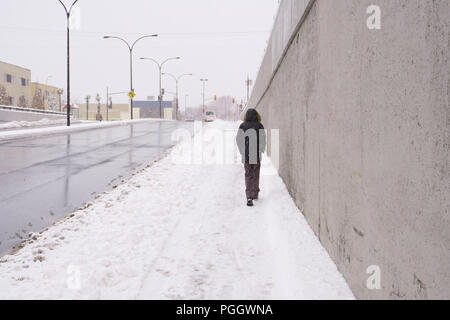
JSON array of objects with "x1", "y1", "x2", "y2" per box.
[{"x1": 0, "y1": 105, "x2": 67, "y2": 116}]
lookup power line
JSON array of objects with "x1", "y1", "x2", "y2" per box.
[{"x1": 0, "y1": 25, "x2": 270, "y2": 38}]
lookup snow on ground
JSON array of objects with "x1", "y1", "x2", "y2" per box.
[
  {"x1": 0, "y1": 119, "x2": 167, "y2": 142},
  {"x1": 0, "y1": 120, "x2": 355, "y2": 300},
  {"x1": 0, "y1": 118, "x2": 68, "y2": 130}
]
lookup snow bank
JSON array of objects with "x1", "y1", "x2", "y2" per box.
[
  {"x1": 0, "y1": 118, "x2": 67, "y2": 130},
  {"x1": 0, "y1": 119, "x2": 168, "y2": 142},
  {"x1": 0, "y1": 121, "x2": 354, "y2": 300}
]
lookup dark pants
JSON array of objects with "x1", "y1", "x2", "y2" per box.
[{"x1": 245, "y1": 163, "x2": 261, "y2": 200}]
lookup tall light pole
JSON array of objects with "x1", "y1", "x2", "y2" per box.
[
  {"x1": 200, "y1": 79, "x2": 208, "y2": 121},
  {"x1": 140, "y1": 57, "x2": 180, "y2": 119},
  {"x1": 103, "y1": 34, "x2": 158, "y2": 120},
  {"x1": 162, "y1": 73, "x2": 193, "y2": 120},
  {"x1": 57, "y1": 0, "x2": 79, "y2": 127}
]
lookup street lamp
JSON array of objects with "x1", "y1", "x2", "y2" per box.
[
  {"x1": 162, "y1": 72, "x2": 193, "y2": 120},
  {"x1": 57, "y1": 0, "x2": 79, "y2": 127},
  {"x1": 85, "y1": 94, "x2": 91, "y2": 120},
  {"x1": 103, "y1": 34, "x2": 158, "y2": 120},
  {"x1": 57, "y1": 88, "x2": 64, "y2": 112},
  {"x1": 140, "y1": 57, "x2": 181, "y2": 119},
  {"x1": 200, "y1": 79, "x2": 208, "y2": 120},
  {"x1": 96, "y1": 93, "x2": 101, "y2": 121}
]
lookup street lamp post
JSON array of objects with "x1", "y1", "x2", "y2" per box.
[
  {"x1": 85, "y1": 94, "x2": 91, "y2": 120},
  {"x1": 57, "y1": 0, "x2": 79, "y2": 127},
  {"x1": 103, "y1": 34, "x2": 158, "y2": 120},
  {"x1": 200, "y1": 79, "x2": 208, "y2": 121},
  {"x1": 96, "y1": 93, "x2": 101, "y2": 121},
  {"x1": 162, "y1": 73, "x2": 193, "y2": 120},
  {"x1": 57, "y1": 89, "x2": 64, "y2": 112},
  {"x1": 140, "y1": 57, "x2": 180, "y2": 119}
]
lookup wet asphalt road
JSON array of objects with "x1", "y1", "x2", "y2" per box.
[{"x1": 0, "y1": 120, "x2": 193, "y2": 255}]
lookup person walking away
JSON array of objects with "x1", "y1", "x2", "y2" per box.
[{"x1": 236, "y1": 108, "x2": 266, "y2": 207}]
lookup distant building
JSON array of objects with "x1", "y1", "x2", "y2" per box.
[
  {"x1": 31, "y1": 82, "x2": 63, "y2": 111},
  {"x1": 0, "y1": 60, "x2": 31, "y2": 107},
  {"x1": 78, "y1": 102, "x2": 140, "y2": 121},
  {"x1": 134, "y1": 99, "x2": 174, "y2": 119}
]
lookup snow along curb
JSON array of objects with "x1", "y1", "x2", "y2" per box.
[{"x1": 0, "y1": 119, "x2": 173, "y2": 142}]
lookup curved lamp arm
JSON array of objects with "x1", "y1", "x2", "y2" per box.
[
  {"x1": 162, "y1": 73, "x2": 177, "y2": 82},
  {"x1": 161, "y1": 57, "x2": 181, "y2": 68},
  {"x1": 103, "y1": 36, "x2": 131, "y2": 51},
  {"x1": 131, "y1": 34, "x2": 158, "y2": 51},
  {"x1": 104, "y1": 34, "x2": 158, "y2": 51},
  {"x1": 58, "y1": 0, "x2": 79, "y2": 15},
  {"x1": 140, "y1": 57, "x2": 161, "y2": 68},
  {"x1": 178, "y1": 73, "x2": 193, "y2": 81}
]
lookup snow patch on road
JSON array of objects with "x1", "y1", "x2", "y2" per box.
[{"x1": 0, "y1": 121, "x2": 354, "y2": 300}]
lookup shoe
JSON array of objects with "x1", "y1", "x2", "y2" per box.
[{"x1": 247, "y1": 199, "x2": 254, "y2": 207}]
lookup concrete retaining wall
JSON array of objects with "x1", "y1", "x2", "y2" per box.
[
  {"x1": 0, "y1": 108, "x2": 66, "y2": 122},
  {"x1": 250, "y1": 0, "x2": 449, "y2": 299}
]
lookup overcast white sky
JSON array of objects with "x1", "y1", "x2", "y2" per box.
[{"x1": 1, "y1": 0, "x2": 279, "y2": 107}]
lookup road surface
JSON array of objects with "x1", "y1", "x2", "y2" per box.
[{"x1": 0, "y1": 120, "x2": 193, "y2": 255}]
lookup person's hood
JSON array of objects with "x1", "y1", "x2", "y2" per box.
[{"x1": 244, "y1": 109, "x2": 261, "y2": 122}]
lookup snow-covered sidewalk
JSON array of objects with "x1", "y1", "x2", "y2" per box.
[{"x1": 0, "y1": 121, "x2": 354, "y2": 300}]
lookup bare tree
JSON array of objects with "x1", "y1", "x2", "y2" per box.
[
  {"x1": 32, "y1": 90, "x2": 44, "y2": 109},
  {"x1": 18, "y1": 95, "x2": 28, "y2": 108},
  {"x1": 0, "y1": 85, "x2": 9, "y2": 105}
]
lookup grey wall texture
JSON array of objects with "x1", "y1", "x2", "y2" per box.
[{"x1": 249, "y1": 0, "x2": 450, "y2": 299}]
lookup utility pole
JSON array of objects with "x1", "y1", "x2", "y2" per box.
[
  {"x1": 200, "y1": 79, "x2": 208, "y2": 121},
  {"x1": 57, "y1": 0, "x2": 78, "y2": 126}
]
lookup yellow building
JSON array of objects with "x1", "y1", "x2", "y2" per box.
[
  {"x1": 78, "y1": 102, "x2": 140, "y2": 121},
  {"x1": 31, "y1": 82, "x2": 63, "y2": 111},
  {"x1": 0, "y1": 60, "x2": 31, "y2": 107}
]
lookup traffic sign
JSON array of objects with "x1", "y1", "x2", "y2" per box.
[{"x1": 128, "y1": 90, "x2": 136, "y2": 99}]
